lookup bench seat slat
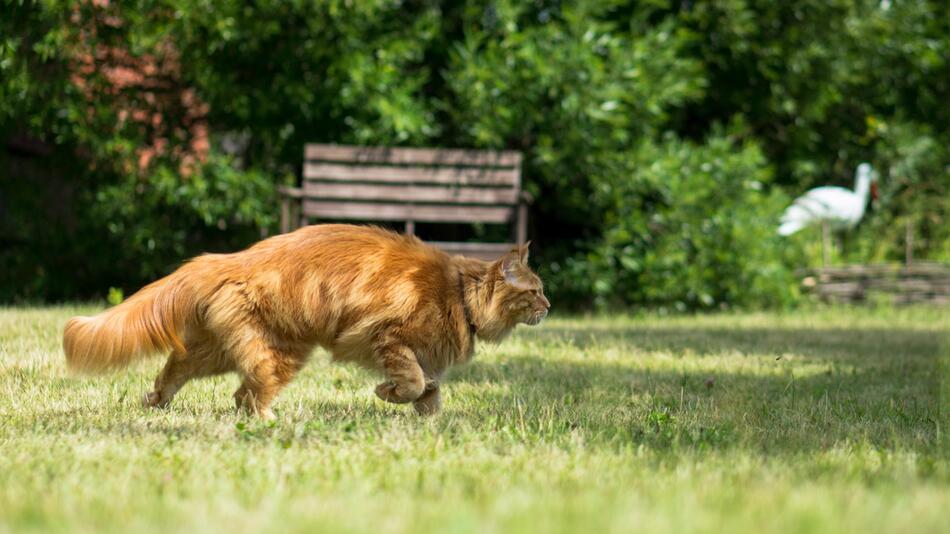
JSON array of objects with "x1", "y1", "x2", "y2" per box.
[
  {"x1": 305, "y1": 144, "x2": 522, "y2": 168},
  {"x1": 303, "y1": 182, "x2": 518, "y2": 205},
  {"x1": 287, "y1": 144, "x2": 527, "y2": 250},
  {"x1": 304, "y1": 162, "x2": 517, "y2": 186},
  {"x1": 429, "y1": 241, "x2": 514, "y2": 261},
  {"x1": 302, "y1": 200, "x2": 514, "y2": 224}
]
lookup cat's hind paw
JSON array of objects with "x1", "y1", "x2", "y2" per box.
[
  {"x1": 413, "y1": 386, "x2": 441, "y2": 416},
  {"x1": 142, "y1": 391, "x2": 169, "y2": 409}
]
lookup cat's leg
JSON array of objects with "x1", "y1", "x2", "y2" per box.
[
  {"x1": 413, "y1": 380, "x2": 441, "y2": 416},
  {"x1": 231, "y1": 338, "x2": 305, "y2": 420},
  {"x1": 233, "y1": 357, "x2": 303, "y2": 420},
  {"x1": 144, "y1": 350, "x2": 191, "y2": 408},
  {"x1": 374, "y1": 343, "x2": 426, "y2": 404},
  {"x1": 144, "y1": 341, "x2": 231, "y2": 409}
]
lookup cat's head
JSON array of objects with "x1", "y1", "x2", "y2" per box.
[{"x1": 490, "y1": 243, "x2": 550, "y2": 327}]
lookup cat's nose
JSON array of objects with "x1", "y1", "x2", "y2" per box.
[{"x1": 540, "y1": 295, "x2": 551, "y2": 309}]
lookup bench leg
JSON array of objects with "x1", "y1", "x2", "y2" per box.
[
  {"x1": 280, "y1": 197, "x2": 291, "y2": 234},
  {"x1": 516, "y1": 202, "x2": 528, "y2": 245}
]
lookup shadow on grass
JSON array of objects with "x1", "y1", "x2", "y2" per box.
[
  {"x1": 444, "y1": 324, "x2": 942, "y2": 456},
  {"x1": 522, "y1": 324, "x2": 943, "y2": 363},
  {"x1": 22, "y1": 323, "x2": 942, "y2": 460}
]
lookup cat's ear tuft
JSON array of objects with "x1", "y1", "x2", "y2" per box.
[
  {"x1": 518, "y1": 241, "x2": 531, "y2": 264},
  {"x1": 507, "y1": 242, "x2": 529, "y2": 265}
]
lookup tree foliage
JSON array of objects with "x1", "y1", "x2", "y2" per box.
[{"x1": 1, "y1": 0, "x2": 947, "y2": 307}]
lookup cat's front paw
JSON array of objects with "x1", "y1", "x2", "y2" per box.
[{"x1": 375, "y1": 379, "x2": 424, "y2": 404}]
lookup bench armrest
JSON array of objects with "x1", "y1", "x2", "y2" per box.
[{"x1": 278, "y1": 185, "x2": 304, "y2": 199}]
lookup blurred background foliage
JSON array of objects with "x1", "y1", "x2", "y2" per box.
[{"x1": 1, "y1": 0, "x2": 947, "y2": 309}]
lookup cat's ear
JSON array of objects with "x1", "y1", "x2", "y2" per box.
[
  {"x1": 502, "y1": 250, "x2": 532, "y2": 289},
  {"x1": 501, "y1": 250, "x2": 518, "y2": 275},
  {"x1": 505, "y1": 242, "x2": 529, "y2": 266}
]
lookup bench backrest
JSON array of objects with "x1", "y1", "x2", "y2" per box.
[{"x1": 301, "y1": 144, "x2": 523, "y2": 228}]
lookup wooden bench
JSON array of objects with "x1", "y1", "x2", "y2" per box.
[{"x1": 278, "y1": 144, "x2": 529, "y2": 260}]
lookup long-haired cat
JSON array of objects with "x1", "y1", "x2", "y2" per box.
[{"x1": 63, "y1": 224, "x2": 550, "y2": 418}]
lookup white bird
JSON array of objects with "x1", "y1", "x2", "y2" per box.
[{"x1": 778, "y1": 163, "x2": 878, "y2": 236}]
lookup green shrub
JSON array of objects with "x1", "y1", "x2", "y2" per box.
[
  {"x1": 853, "y1": 121, "x2": 950, "y2": 263},
  {"x1": 91, "y1": 154, "x2": 277, "y2": 280},
  {"x1": 549, "y1": 132, "x2": 800, "y2": 311}
]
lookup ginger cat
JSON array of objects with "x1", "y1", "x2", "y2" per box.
[{"x1": 63, "y1": 224, "x2": 550, "y2": 418}]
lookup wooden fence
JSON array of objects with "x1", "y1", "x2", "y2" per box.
[{"x1": 801, "y1": 262, "x2": 950, "y2": 305}]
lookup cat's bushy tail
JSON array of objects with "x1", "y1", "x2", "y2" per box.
[{"x1": 63, "y1": 267, "x2": 201, "y2": 373}]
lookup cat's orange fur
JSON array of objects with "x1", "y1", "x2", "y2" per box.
[{"x1": 63, "y1": 224, "x2": 550, "y2": 418}]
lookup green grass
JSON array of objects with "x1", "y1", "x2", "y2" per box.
[{"x1": 1, "y1": 306, "x2": 947, "y2": 533}]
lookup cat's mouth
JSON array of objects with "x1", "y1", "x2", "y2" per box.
[{"x1": 525, "y1": 311, "x2": 548, "y2": 326}]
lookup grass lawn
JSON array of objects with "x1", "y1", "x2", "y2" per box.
[{"x1": 0, "y1": 306, "x2": 947, "y2": 533}]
